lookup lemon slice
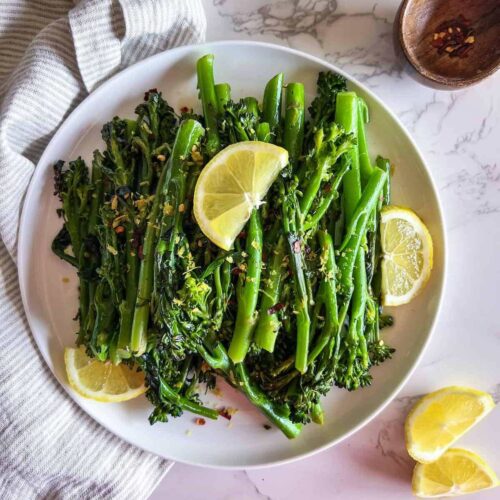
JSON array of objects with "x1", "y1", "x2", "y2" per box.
[
  {"x1": 193, "y1": 141, "x2": 288, "y2": 250},
  {"x1": 380, "y1": 206, "x2": 433, "y2": 306},
  {"x1": 412, "y1": 448, "x2": 499, "y2": 498},
  {"x1": 65, "y1": 347, "x2": 146, "y2": 402},
  {"x1": 405, "y1": 386, "x2": 495, "y2": 463}
]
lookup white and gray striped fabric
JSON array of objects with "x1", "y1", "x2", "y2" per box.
[{"x1": 0, "y1": 1, "x2": 206, "y2": 498}]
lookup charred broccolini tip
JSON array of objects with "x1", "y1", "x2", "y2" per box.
[{"x1": 308, "y1": 71, "x2": 347, "y2": 127}]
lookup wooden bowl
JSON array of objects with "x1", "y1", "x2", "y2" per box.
[{"x1": 397, "y1": 0, "x2": 500, "y2": 88}]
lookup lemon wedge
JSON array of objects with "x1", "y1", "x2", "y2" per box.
[
  {"x1": 193, "y1": 141, "x2": 288, "y2": 250},
  {"x1": 65, "y1": 347, "x2": 146, "y2": 402},
  {"x1": 405, "y1": 386, "x2": 495, "y2": 464},
  {"x1": 412, "y1": 448, "x2": 499, "y2": 498},
  {"x1": 380, "y1": 206, "x2": 433, "y2": 306}
]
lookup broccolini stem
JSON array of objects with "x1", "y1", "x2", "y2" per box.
[
  {"x1": 198, "y1": 342, "x2": 301, "y2": 438},
  {"x1": 376, "y1": 156, "x2": 391, "y2": 206},
  {"x1": 308, "y1": 230, "x2": 338, "y2": 364},
  {"x1": 108, "y1": 331, "x2": 121, "y2": 365},
  {"x1": 79, "y1": 152, "x2": 105, "y2": 348},
  {"x1": 335, "y1": 94, "x2": 374, "y2": 380},
  {"x1": 335, "y1": 92, "x2": 361, "y2": 222},
  {"x1": 117, "y1": 231, "x2": 138, "y2": 357},
  {"x1": 282, "y1": 82, "x2": 310, "y2": 373},
  {"x1": 229, "y1": 209, "x2": 263, "y2": 363},
  {"x1": 159, "y1": 378, "x2": 219, "y2": 420},
  {"x1": 311, "y1": 403, "x2": 324, "y2": 425},
  {"x1": 303, "y1": 158, "x2": 350, "y2": 231},
  {"x1": 198, "y1": 342, "x2": 231, "y2": 373},
  {"x1": 90, "y1": 281, "x2": 115, "y2": 360},
  {"x1": 287, "y1": 233, "x2": 310, "y2": 374},
  {"x1": 197, "y1": 54, "x2": 221, "y2": 157},
  {"x1": 133, "y1": 137, "x2": 154, "y2": 196},
  {"x1": 372, "y1": 156, "x2": 392, "y2": 297},
  {"x1": 348, "y1": 250, "x2": 369, "y2": 371},
  {"x1": 339, "y1": 166, "x2": 388, "y2": 251},
  {"x1": 176, "y1": 355, "x2": 193, "y2": 391},
  {"x1": 337, "y1": 168, "x2": 387, "y2": 297},
  {"x1": 88, "y1": 151, "x2": 104, "y2": 234},
  {"x1": 254, "y1": 235, "x2": 286, "y2": 352},
  {"x1": 262, "y1": 72, "x2": 284, "y2": 135},
  {"x1": 357, "y1": 97, "x2": 373, "y2": 187},
  {"x1": 253, "y1": 80, "x2": 283, "y2": 351},
  {"x1": 256, "y1": 122, "x2": 271, "y2": 142},
  {"x1": 299, "y1": 156, "x2": 328, "y2": 217},
  {"x1": 283, "y1": 83, "x2": 305, "y2": 163},
  {"x1": 214, "y1": 83, "x2": 231, "y2": 114},
  {"x1": 221, "y1": 259, "x2": 231, "y2": 298},
  {"x1": 233, "y1": 363, "x2": 302, "y2": 439}
]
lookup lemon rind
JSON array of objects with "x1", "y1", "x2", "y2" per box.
[{"x1": 405, "y1": 386, "x2": 495, "y2": 463}]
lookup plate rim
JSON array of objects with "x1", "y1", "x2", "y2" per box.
[{"x1": 17, "y1": 39, "x2": 447, "y2": 469}]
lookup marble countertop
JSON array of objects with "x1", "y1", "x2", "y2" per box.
[{"x1": 152, "y1": 1, "x2": 500, "y2": 498}]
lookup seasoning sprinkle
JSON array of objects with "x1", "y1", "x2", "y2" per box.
[
  {"x1": 218, "y1": 407, "x2": 237, "y2": 420},
  {"x1": 267, "y1": 302, "x2": 285, "y2": 315}
]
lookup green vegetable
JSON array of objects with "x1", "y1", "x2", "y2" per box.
[
  {"x1": 197, "y1": 54, "x2": 221, "y2": 157},
  {"x1": 262, "y1": 73, "x2": 284, "y2": 137},
  {"x1": 283, "y1": 83, "x2": 305, "y2": 162},
  {"x1": 215, "y1": 83, "x2": 231, "y2": 114},
  {"x1": 337, "y1": 167, "x2": 388, "y2": 295},
  {"x1": 52, "y1": 54, "x2": 396, "y2": 437},
  {"x1": 229, "y1": 210, "x2": 263, "y2": 363},
  {"x1": 254, "y1": 235, "x2": 286, "y2": 352}
]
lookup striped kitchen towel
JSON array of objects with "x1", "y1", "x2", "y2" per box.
[{"x1": 0, "y1": 1, "x2": 206, "y2": 498}]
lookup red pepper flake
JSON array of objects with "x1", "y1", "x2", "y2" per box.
[
  {"x1": 144, "y1": 88, "x2": 158, "y2": 101},
  {"x1": 238, "y1": 231, "x2": 247, "y2": 239},
  {"x1": 323, "y1": 183, "x2": 332, "y2": 193},
  {"x1": 292, "y1": 239, "x2": 301, "y2": 254},
  {"x1": 138, "y1": 245, "x2": 144, "y2": 260},
  {"x1": 131, "y1": 228, "x2": 142, "y2": 250},
  {"x1": 431, "y1": 15, "x2": 476, "y2": 59},
  {"x1": 180, "y1": 106, "x2": 189, "y2": 114},
  {"x1": 231, "y1": 267, "x2": 243, "y2": 276},
  {"x1": 267, "y1": 302, "x2": 285, "y2": 315},
  {"x1": 114, "y1": 225, "x2": 125, "y2": 234},
  {"x1": 218, "y1": 408, "x2": 234, "y2": 420},
  {"x1": 194, "y1": 418, "x2": 206, "y2": 426}
]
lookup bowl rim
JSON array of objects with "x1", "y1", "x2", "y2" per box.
[
  {"x1": 397, "y1": 0, "x2": 500, "y2": 88},
  {"x1": 17, "y1": 39, "x2": 447, "y2": 469}
]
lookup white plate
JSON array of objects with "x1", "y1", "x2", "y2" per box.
[{"x1": 18, "y1": 41, "x2": 446, "y2": 468}]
